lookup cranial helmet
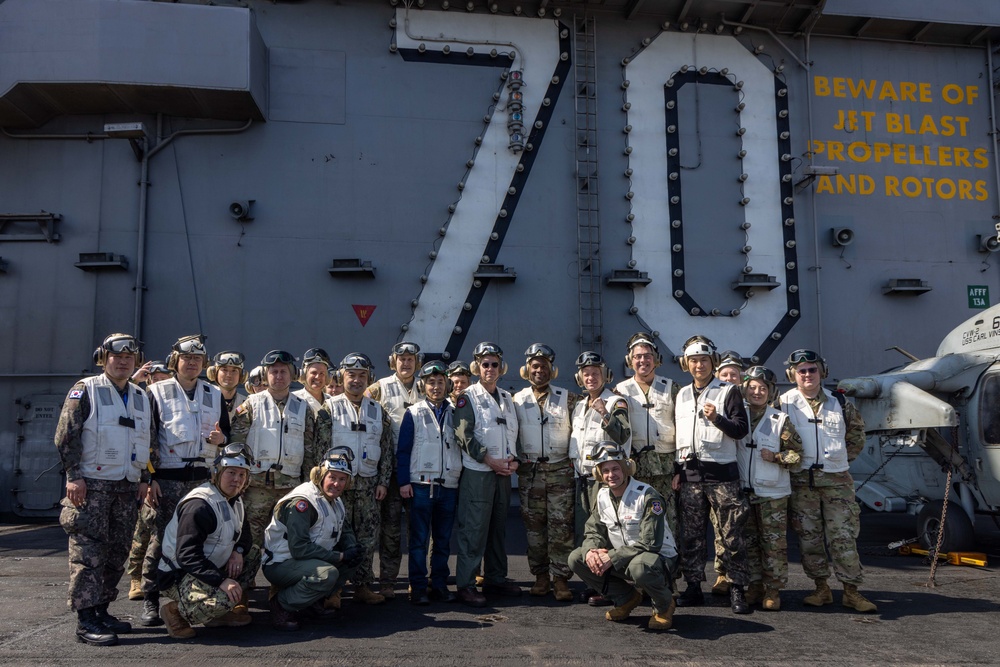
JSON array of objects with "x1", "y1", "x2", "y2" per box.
[
  {"x1": 574, "y1": 350, "x2": 612, "y2": 387},
  {"x1": 167, "y1": 334, "x2": 208, "y2": 371},
  {"x1": 588, "y1": 441, "x2": 636, "y2": 479},
  {"x1": 211, "y1": 443, "x2": 254, "y2": 497},
  {"x1": 742, "y1": 365, "x2": 779, "y2": 404},
  {"x1": 520, "y1": 343, "x2": 559, "y2": 381},
  {"x1": 416, "y1": 360, "x2": 453, "y2": 395},
  {"x1": 470, "y1": 341, "x2": 507, "y2": 376},
  {"x1": 624, "y1": 332, "x2": 662, "y2": 370}
]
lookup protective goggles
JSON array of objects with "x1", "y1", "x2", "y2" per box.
[
  {"x1": 261, "y1": 350, "x2": 295, "y2": 366},
  {"x1": 786, "y1": 349, "x2": 822, "y2": 365},
  {"x1": 473, "y1": 342, "x2": 503, "y2": 358},
  {"x1": 392, "y1": 342, "x2": 421, "y2": 356},
  {"x1": 717, "y1": 350, "x2": 746, "y2": 369},
  {"x1": 340, "y1": 353, "x2": 373, "y2": 371},
  {"x1": 173, "y1": 335, "x2": 207, "y2": 355},
  {"x1": 575, "y1": 351, "x2": 605, "y2": 368},
  {"x1": 419, "y1": 360, "x2": 449, "y2": 378},
  {"x1": 148, "y1": 362, "x2": 171, "y2": 375},
  {"x1": 214, "y1": 443, "x2": 255, "y2": 469},
  {"x1": 447, "y1": 360, "x2": 471, "y2": 376},
  {"x1": 524, "y1": 343, "x2": 555, "y2": 363},
  {"x1": 321, "y1": 447, "x2": 355, "y2": 474},
  {"x1": 743, "y1": 366, "x2": 776, "y2": 384},
  {"x1": 302, "y1": 348, "x2": 331, "y2": 367},
  {"x1": 213, "y1": 351, "x2": 245, "y2": 368},
  {"x1": 586, "y1": 443, "x2": 627, "y2": 464},
  {"x1": 104, "y1": 336, "x2": 141, "y2": 354}
]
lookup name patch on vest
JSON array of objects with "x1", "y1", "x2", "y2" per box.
[{"x1": 295, "y1": 500, "x2": 309, "y2": 513}]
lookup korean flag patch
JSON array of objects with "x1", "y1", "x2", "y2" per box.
[
  {"x1": 650, "y1": 500, "x2": 664, "y2": 516},
  {"x1": 69, "y1": 389, "x2": 84, "y2": 400},
  {"x1": 295, "y1": 500, "x2": 309, "y2": 513}
]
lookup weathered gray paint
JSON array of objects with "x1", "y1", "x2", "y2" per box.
[{"x1": 0, "y1": 0, "x2": 998, "y2": 516}]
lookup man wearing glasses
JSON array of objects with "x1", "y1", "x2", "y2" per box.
[
  {"x1": 56, "y1": 333, "x2": 152, "y2": 646},
  {"x1": 453, "y1": 342, "x2": 520, "y2": 606},
  {"x1": 366, "y1": 342, "x2": 423, "y2": 599},
  {"x1": 141, "y1": 335, "x2": 229, "y2": 626},
  {"x1": 780, "y1": 349, "x2": 877, "y2": 613},
  {"x1": 294, "y1": 348, "x2": 333, "y2": 414},
  {"x1": 230, "y1": 350, "x2": 323, "y2": 575}
]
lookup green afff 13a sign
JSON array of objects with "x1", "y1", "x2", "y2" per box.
[{"x1": 969, "y1": 285, "x2": 990, "y2": 309}]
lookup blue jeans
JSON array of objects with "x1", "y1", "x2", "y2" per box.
[{"x1": 408, "y1": 484, "x2": 458, "y2": 591}]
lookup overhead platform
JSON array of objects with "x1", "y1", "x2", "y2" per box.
[{"x1": 0, "y1": 0, "x2": 267, "y2": 128}]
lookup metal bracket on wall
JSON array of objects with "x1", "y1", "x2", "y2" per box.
[
  {"x1": 0, "y1": 213, "x2": 61, "y2": 243},
  {"x1": 328, "y1": 258, "x2": 375, "y2": 278}
]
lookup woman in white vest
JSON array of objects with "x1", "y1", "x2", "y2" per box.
[
  {"x1": 321, "y1": 352, "x2": 393, "y2": 606},
  {"x1": 292, "y1": 347, "x2": 332, "y2": 414},
  {"x1": 157, "y1": 444, "x2": 257, "y2": 638},
  {"x1": 141, "y1": 334, "x2": 227, "y2": 627},
  {"x1": 567, "y1": 443, "x2": 677, "y2": 631},
  {"x1": 737, "y1": 367, "x2": 803, "y2": 612},
  {"x1": 512, "y1": 343, "x2": 579, "y2": 602},
  {"x1": 568, "y1": 352, "x2": 631, "y2": 553},
  {"x1": 262, "y1": 447, "x2": 364, "y2": 631},
  {"x1": 780, "y1": 349, "x2": 877, "y2": 613},
  {"x1": 367, "y1": 341, "x2": 423, "y2": 600},
  {"x1": 397, "y1": 360, "x2": 461, "y2": 605},
  {"x1": 453, "y1": 342, "x2": 520, "y2": 607}
]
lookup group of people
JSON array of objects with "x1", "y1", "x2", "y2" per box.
[{"x1": 55, "y1": 330, "x2": 876, "y2": 646}]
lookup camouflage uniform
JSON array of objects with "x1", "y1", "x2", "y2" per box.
[
  {"x1": 782, "y1": 389, "x2": 867, "y2": 585},
  {"x1": 162, "y1": 547, "x2": 260, "y2": 625},
  {"x1": 127, "y1": 501, "x2": 156, "y2": 580},
  {"x1": 615, "y1": 377, "x2": 680, "y2": 545},
  {"x1": 55, "y1": 378, "x2": 154, "y2": 611},
  {"x1": 742, "y1": 405, "x2": 803, "y2": 588},
  {"x1": 321, "y1": 401, "x2": 394, "y2": 587},
  {"x1": 366, "y1": 379, "x2": 416, "y2": 588},
  {"x1": 229, "y1": 394, "x2": 323, "y2": 566},
  {"x1": 515, "y1": 387, "x2": 581, "y2": 581}
]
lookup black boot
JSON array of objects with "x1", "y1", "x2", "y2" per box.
[
  {"x1": 140, "y1": 594, "x2": 163, "y2": 627},
  {"x1": 96, "y1": 604, "x2": 131, "y2": 634},
  {"x1": 730, "y1": 585, "x2": 751, "y2": 615},
  {"x1": 675, "y1": 582, "x2": 704, "y2": 607},
  {"x1": 76, "y1": 607, "x2": 118, "y2": 646}
]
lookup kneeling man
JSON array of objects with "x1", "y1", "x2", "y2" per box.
[
  {"x1": 262, "y1": 448, "x2": 364, "y2": 630},
  {"x1": 568, "y1": 443, "x2": 678, "y2": 630}
]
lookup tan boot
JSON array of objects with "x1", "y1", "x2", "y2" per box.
[
  {"x1": 803, "y1": 578, "x2": 833, "y2": 607},
  {"x1": 842, "y1": 584, "x2": 878, "y2": 613},
  {"x1": 529, "y1": 574, "x2": 551, "y2": 597},
  {"x1": 162, "y1": 601, "x2": 195, "y2": 639},
  {"x1": 354, "y1": 584, "x2": 386, "y2": 605},
  {"x1": 204, "y1": 609, "x2": 253, "y2": 628},
  {"x1": 605, "y1": 588, "x2": 643, "y2": 622},
  {"x1": 763, "y1": 587, "x2": 781, "y2": 611},
  {"x1": 745, "y1": 581, "x2": 764, "y2": 606},
  {"x1": 552, "y1": 577, "x2": 573, "y2": 602},
  {"x1": 647, "y1": 597, "x2": 676, "y2": 630},
  {"x1": 128, "y1": 578, "x2": 143, "y2": 601},
  {"x1": 378, "y1": 582, "x2": 396, "y2": 600},
  {"x1": 323, "y1": 590, "x2": 342, "y2": 610},
  {"x1": 711, "y1": 575, "x2": 730, "y2": 596}
]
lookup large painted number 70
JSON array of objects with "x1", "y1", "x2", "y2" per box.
[{"x1": 394, "y1": 10, "x2": 568, "y2": 358}]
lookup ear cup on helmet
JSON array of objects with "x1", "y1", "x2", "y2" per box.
[
  {"x1": 519, "y1": 365, "x2": 529, "y2": 381},
  {"x1": 167, "y1": 351, "x2": 179, "y2": 372},
  {"x1": 551, "y1": 366, "x2": 558, "y2": 380},
  {"x1": 207, "y1": 366, "x2": 218, "y2": 383},
  {"x1": 574, "y1": 371, "x2": 585, "y2": 388},
  {"x1": 469, "y1": 360, "x2": 480, "y2": 376}
]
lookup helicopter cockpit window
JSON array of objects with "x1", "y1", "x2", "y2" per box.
[{"x1": 981, "y1": 373, "x2": 1000, "y2": 446}]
